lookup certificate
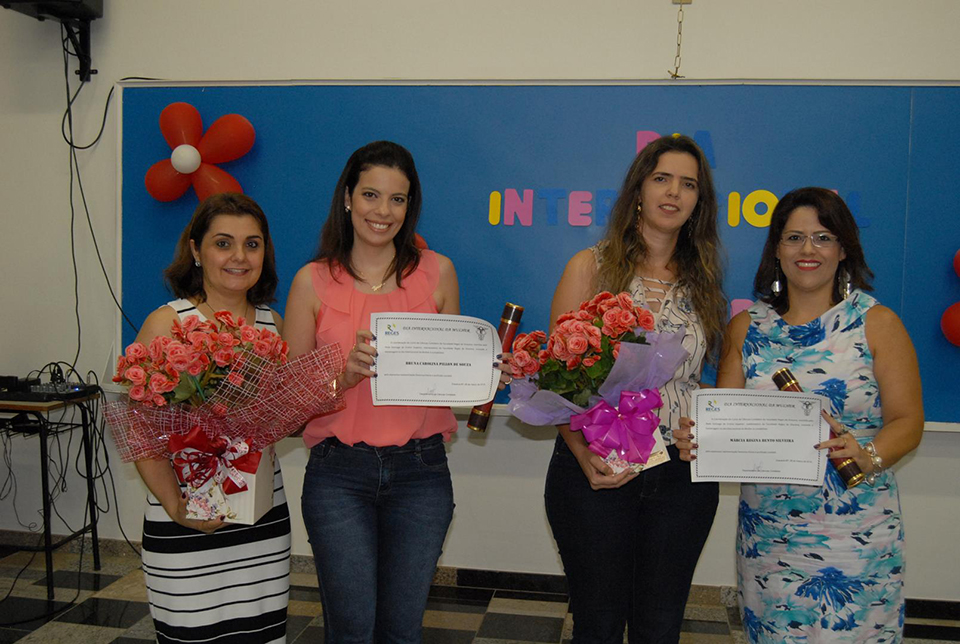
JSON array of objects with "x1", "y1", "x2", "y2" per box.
[
  {"x1": 369, "y1": 313, "x2": 499, "y2": 406},
  {"x1": 690, "y1": 389, "x2": 829, "y2": 485}
]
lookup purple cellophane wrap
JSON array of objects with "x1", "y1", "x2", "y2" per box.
[
  {"x1": 507, "y1": 328, "x2": 689, "y2": 427},
  {"x1": 104, "y1": 344, "x2": 345, "y2": 462}
]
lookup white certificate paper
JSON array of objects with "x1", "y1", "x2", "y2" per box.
[
  {"x1": 690, "y1": 389, "x2": 829, "y2": 485},
  {"x1": 369, "y1": 313, "x2": 499, "y2": 406}
]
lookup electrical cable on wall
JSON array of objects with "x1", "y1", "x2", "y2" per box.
[
  {"x1": 83, "y1": 371, "x2": 141, "y2": 556},
  {"x1": 59, "y1": 22, "x2": 149, "y2": 353},
  {"x1": 62, "y1": 25, "x2": 83, "y2": 372}
]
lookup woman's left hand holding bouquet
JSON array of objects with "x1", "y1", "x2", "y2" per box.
[{"x1": 137, "y1": 456, "x2": 226, "y2": 534}]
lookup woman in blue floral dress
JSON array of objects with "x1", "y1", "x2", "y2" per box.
[{"x1": 676, "y1": 187, "x2": 923, "y2": 643}]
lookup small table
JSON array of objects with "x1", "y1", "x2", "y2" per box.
[{"x1": 0, "y1": 395, "x2": 101, "y2": 600}]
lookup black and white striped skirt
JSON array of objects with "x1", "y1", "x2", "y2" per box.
[{"x1": 141, "y1": 463, "x2": 292, "y2": 644}]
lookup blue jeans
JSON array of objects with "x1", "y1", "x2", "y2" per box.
[
  {"x1": 545, "y1": 437, "x2": 719, "y2": 644},
  {"x1": 301, "y1": 435, "x2": 454, "y2": 644}
]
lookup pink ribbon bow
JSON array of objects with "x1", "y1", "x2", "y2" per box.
[
  {"x1": 570, "y1": 389, "x2": 663, "y2": 464},
  {"x1": 169, "y1": 425, "x2": 261, "y2": 495}
]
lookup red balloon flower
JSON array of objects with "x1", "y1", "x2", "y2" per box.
[
  {"x1": 942, "y1": 302, "x2": 960, "y2": 347},
  {"x1": 144, "y1": 102, "x2": 256, "y2": 202},
  {"x1": 943, "y1": 248, "x2": 960, "y2": 347}
]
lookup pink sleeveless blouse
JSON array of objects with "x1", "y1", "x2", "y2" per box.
[{"x1": 302, "y1": 250, "x2": 458, "y2": 447}]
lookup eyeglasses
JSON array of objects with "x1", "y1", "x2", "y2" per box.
[{"x1": 779, "y1": 232, "x2": 840, "y2": 248}]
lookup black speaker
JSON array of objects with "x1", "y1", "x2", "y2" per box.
[{"x1": 0, "y1": 1, "x2": 102, "y2": 21}]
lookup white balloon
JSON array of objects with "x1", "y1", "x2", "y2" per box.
[{"x1": 170, "y1": 144, "x2": 202, "y2": 174}]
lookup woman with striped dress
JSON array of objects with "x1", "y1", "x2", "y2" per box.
[
  {"x1": 542, "y1": 134, "x2": 727, "y2": 643},
  {"x1": 133, "y1": 193, "x2": 291, "y2": 644}
]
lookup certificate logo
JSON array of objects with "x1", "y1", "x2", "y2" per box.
[
  {"x1": 475, "y1": 326, "x2": 488, "y2": 341},
  {"x1": 384, "y1": 323, "x2": 400, "y2": 337},
  {"x1": 705, "y1": 400, "x2": 721, "y2": 412},
  {"x1": 801, "y1": 400, "x2": 814, "y2": 416}
]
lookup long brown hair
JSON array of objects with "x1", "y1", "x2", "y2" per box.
[
  {"x1": 312, "y1": 141, "x2": 422, "y2": 286},
  {"x1": 165, "y1": 192, "x2": 278, "y2": 306},
  {"x1": 597, "y1": 134, "x2": 726, "y2": 357},
  {"x1": 754, "y1": 187, "x2": 873, "y2": 315}
]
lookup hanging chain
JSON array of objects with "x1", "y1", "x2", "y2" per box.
[{"x1": 668, "y1": 3, "x2": 685, "y2": 79}]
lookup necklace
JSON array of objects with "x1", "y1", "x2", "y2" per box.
[{"x1": 358, "y1": 270, "x2": 389, "y2": 292}]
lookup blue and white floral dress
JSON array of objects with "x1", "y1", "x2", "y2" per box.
[{"x1": 737, "y1": 290, "x2": 904, "y2": 643}]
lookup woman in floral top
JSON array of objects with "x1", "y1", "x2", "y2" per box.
[
  {"x1": 677, "y1": 187, "x2": 923, "y2": 643},
  {"x1": 544, "y1": 134, "x2": 727, "y2": 643}
]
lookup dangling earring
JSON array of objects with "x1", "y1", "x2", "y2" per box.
[
  {"x1": 194, "y1": 260, "x2": 201, "y2": 268},
  {"x1": 636, "y1": 202, "x2": 642, "y2": 215},
  {"x1": 771, "y1": 260, "x2": 783, "y2": 295},
  {"x1": 840, "y1": 270, "x2": 852, "y2": 299},
  {"x1": 345, "y1": 205, "x2": 351, "y2": 214}
]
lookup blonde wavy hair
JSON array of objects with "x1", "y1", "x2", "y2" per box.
[{"x1": 596, "y1": 134, "x2": 726, "y2": 359}]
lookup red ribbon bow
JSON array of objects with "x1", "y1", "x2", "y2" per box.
[
  {"x1": 169, "y1": 425, "x2": 261, "y2": 494},
  {"x1": 571, "y1": 389, "x2": 663, "y2": 464}
]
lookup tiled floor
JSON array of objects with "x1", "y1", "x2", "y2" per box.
[{"x1": 0, "y1": 544, "x2": 957, "y2": 643}]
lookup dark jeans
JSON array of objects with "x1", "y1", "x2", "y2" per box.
[
  {"x1": 302, "y1": 435, "x2": 454, "y2": 644},
  {"x1": 545, "y1": 436, "x2": 719, "y2": 644}
]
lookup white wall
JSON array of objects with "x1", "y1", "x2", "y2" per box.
[{"x1": 2, "y1": 0, "x2": 959, "y2": 601}]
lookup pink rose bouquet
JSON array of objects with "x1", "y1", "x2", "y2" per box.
[
  {"x1": 508, "y1": 292, "x2": 689, "y2": 470},
  {"x1": 111, "y1": 311, "x2": 289, "y2": 409},
  {"x1": 510, "y1": 291, "x2": 658, "y2": 407},
  {"x1": 105, "y1": 310, "x2": 345, "y2": 463}
]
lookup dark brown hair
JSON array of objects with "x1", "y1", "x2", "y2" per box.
[
  {"x1": 754, "y1": 187, "x2": 873, "y2": 315},
  {"x1": 597, "y1": 134, "x2": 726, "y2": 357},
  {"x1": 312, "y1": 141, "x2": 422, "y2": 286},
  {"x1": 165, "y1": 192, "x2": 278, "y2": 305}
]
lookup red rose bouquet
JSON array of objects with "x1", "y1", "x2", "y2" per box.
[
  {"x1": 105, "y1": 310, "x2": 345, "y2": 523},
  {"x1": 508, "y1": 291, "x2": 689, "y2": 472}
]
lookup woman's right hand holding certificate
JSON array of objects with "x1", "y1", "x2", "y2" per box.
[
  {"x1": 339, "y1": 329, "x2": 378, "y2": 391},
  {"x1": 673, "y1": 417, "x2": 697, "y2": 462}
]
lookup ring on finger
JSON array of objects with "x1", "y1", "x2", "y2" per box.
[{"x1": 504, "y1": 376, "x2": 513, "y2": 385}]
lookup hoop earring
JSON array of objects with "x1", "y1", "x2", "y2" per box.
[{"x1": 771, "y1": 260, "x2": 783, "y2": 295}]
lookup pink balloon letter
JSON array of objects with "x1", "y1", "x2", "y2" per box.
[{"x1": 568, "y1": 191, "x2": 593, "y2": 227}]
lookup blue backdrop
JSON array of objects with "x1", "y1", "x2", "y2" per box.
[{"x1": 120, "y1": 84, "x2": 960, "y2": 422}]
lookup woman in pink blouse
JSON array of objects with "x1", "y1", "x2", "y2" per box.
[{"x1": 283, "y1": 141, "x2": 459, "y2": 643}]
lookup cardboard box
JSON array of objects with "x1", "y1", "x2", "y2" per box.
[{"x1": 184, "y1": 444, "x2": 275, "y2": 525}]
